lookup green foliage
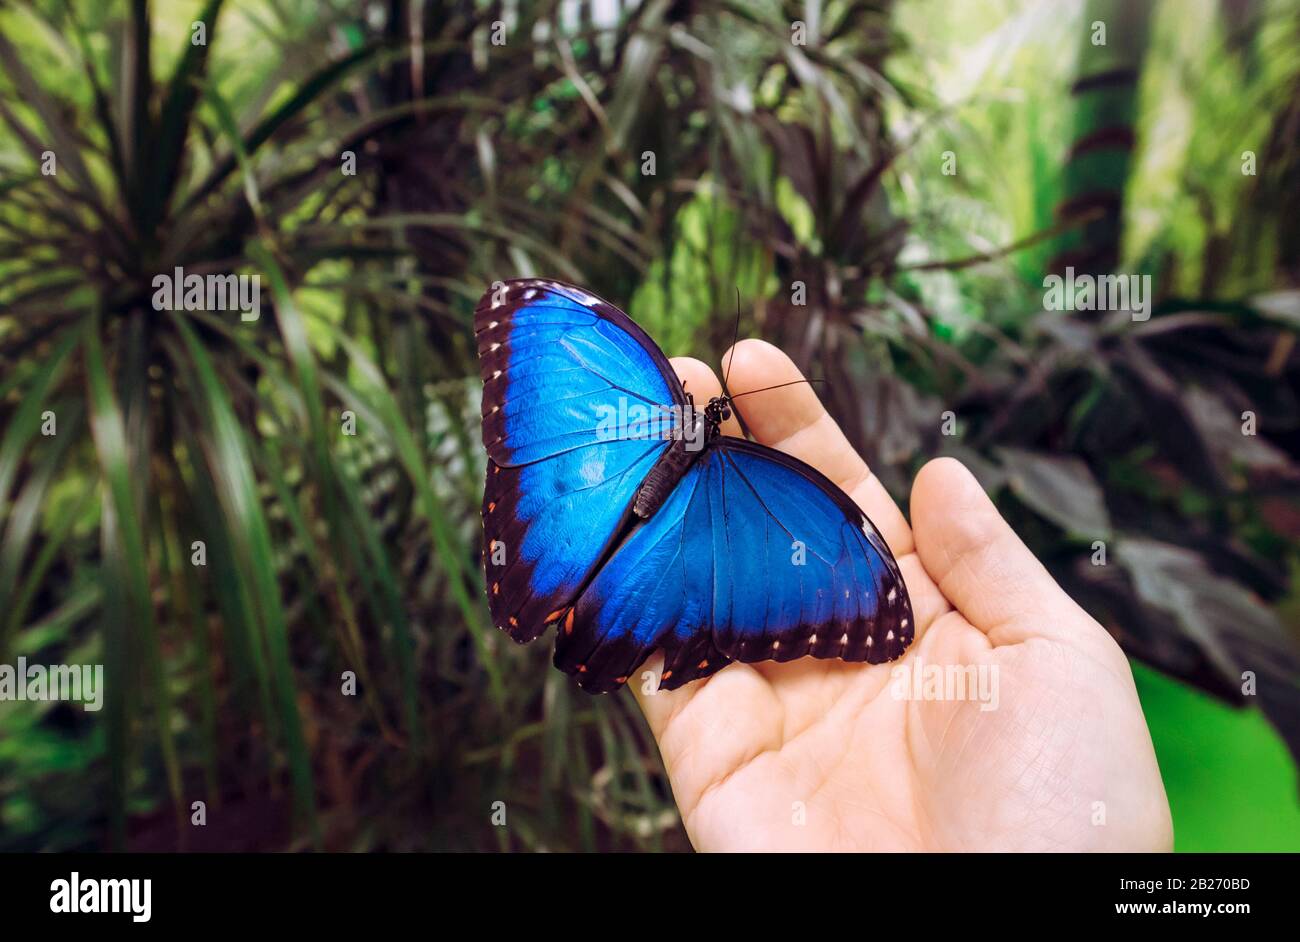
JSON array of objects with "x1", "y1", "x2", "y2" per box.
[{"x1": 1135, "y1": 662, "x2": 1300, "y2": 852}]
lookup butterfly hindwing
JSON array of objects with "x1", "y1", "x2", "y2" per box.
[
  {"x1": 707, "y1": 440, "x2": 912, "y2": 666},
  {"x1": 476, "y1": 280, "x2": 683, "y2": 640},
  {"x1": 557, "y1": 439, "x2": 913, "y2": 692}
]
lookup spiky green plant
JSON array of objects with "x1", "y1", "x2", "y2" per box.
[{"x1": 0, "y1": 0, "x2": 501, "y2": 850}]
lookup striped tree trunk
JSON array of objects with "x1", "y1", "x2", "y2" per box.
[{"x1": 1049, "y1": 0, "x2": 1153, "y2": 279}]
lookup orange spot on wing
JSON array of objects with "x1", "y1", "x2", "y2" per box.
[
  {"x1": 487, "y1": 501, "x2": 496, "y2": 512},
  {"x1": 697, "y1": 659, "x2": 709, "y2": 669},
  {"x1": 492, "y1": 582, "x2": 500, "y2": 595},
  {"x1": 508, "y1": 616, "x2": 518, "y2": 627},
  {"x1": 662, "y1": 670, "x2": 673, "y2": 681},
  {"x1": 616, "y1": 676, "x2": 627, "y2": 684},
  {"x1": 577, "y1": 664, "x2": 587, "y2": 673},
  {"x1": 544, "y1": 609, "x2": 565, "y2": 623},
  {"x1": 564, "y1": 609, "x2": 575, "y2": 634}
]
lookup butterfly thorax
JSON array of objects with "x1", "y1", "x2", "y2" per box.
[
  {"x1": 702, "y1": 395, "x2": 733, "y2": 435},
  {"x1": 631, "y1": 396, "x2": 730, "y2": 520}
]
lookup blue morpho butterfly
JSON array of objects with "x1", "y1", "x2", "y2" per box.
[{"x1": 477, "y1": 279, "x2": 913, "y2": 694}]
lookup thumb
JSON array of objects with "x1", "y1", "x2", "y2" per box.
[{"x1": 910, "y1": 457, "x2": 1100, "y2": 648}]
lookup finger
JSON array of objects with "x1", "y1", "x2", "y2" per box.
[
  {"x1": 910, "y1": 457, "x2": 1095, "y2": 646},
  {"x1": 670, "y1": 356, "x2": 742, "y2": 438},
  {"x1": 721, "y1": 339, "x2": 913, "y2": 555},
  {"x1": 628, "y1": 651, "x2": 679, "y2": 738}
]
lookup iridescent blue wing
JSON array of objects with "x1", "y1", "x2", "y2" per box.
[
  {"x1": 555, "y1": 439, "x2": 913, "y2": 693},
  {"x1": 476, "y1": 279, "x2": 682, "y2": 641}
]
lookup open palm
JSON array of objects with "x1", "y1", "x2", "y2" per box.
[{"x1": 633, "y1": 340, "x2": 1172, "y2": 852}]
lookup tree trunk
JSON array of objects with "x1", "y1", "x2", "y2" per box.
[{"x1": 1049, "y1": 0, "x2": 1153, "y2": 279}]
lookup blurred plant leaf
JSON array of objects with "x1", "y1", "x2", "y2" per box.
[
  {"x1": 1117, "y1": 538, "x2": 1300, "y2": 766},
  {"x1": 995, "y1": 446, "x2": 1112, "y2": 540}
]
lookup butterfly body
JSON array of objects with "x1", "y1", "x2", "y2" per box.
[
  {"x1": 476, "y1": 279, "x2": 913, "y2": 693},
  {"x1": 633, "y1": 394, "x2": 734, "y2": 518}
]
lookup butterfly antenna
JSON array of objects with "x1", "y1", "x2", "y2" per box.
[
  {"x1": 722, "y1": 287, "x2": 742, "y2": 395},
  {"x1": 728, "y1": 378, "x2": 827, "y2": 401}
]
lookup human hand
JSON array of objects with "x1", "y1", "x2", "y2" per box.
[{"x1": 633, "y1": 339, "x2": 1172, "y2": 852}]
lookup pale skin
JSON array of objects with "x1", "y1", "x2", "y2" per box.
[{"x1": 630, "y1": 339, "x2": 1172, "y2": 852}]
